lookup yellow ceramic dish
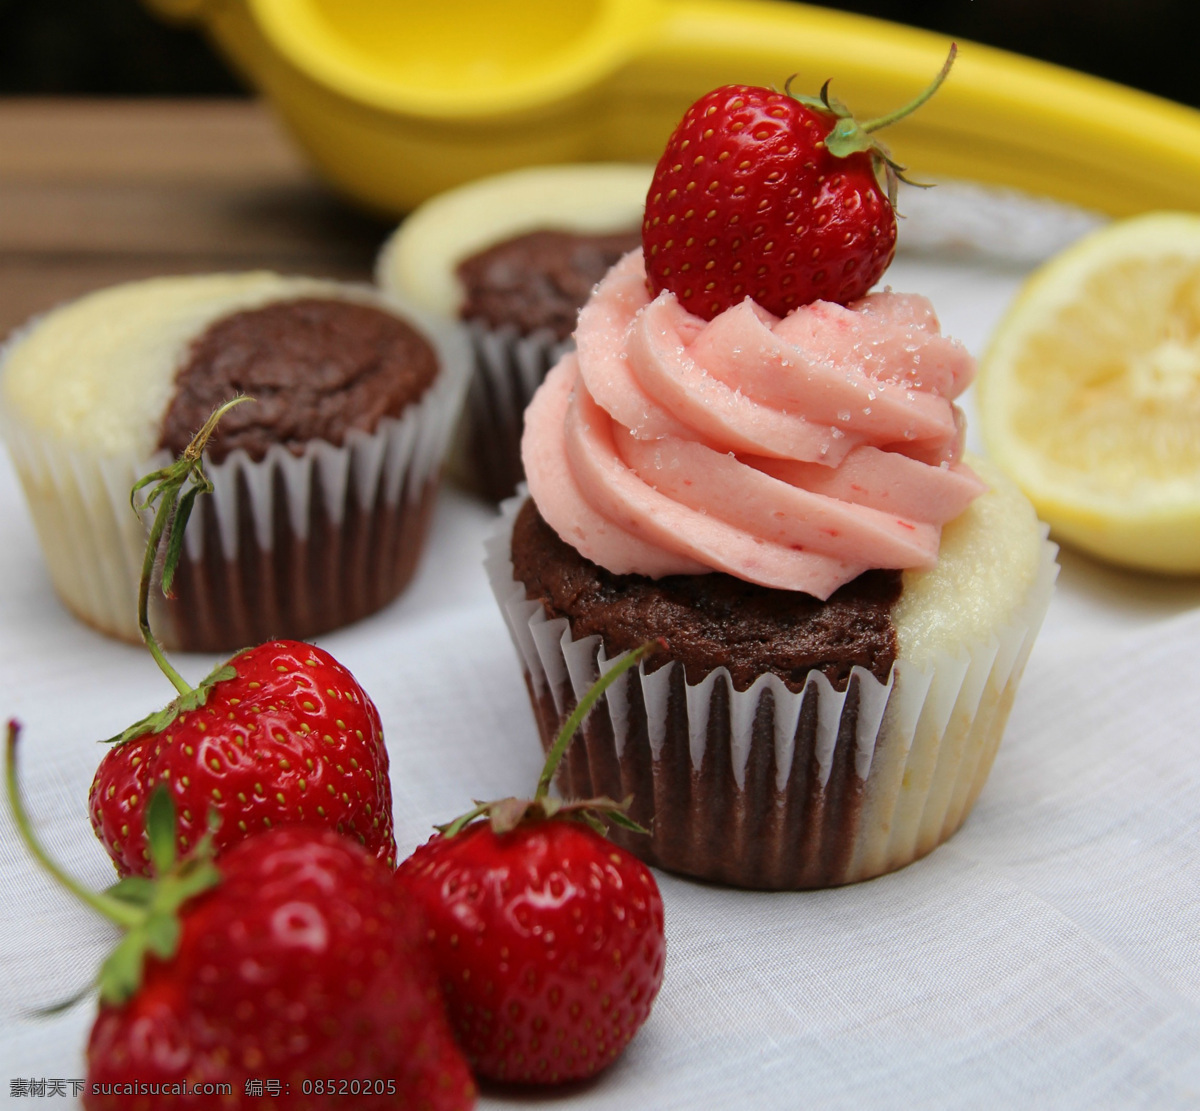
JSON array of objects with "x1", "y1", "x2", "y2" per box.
[{"x1": 145, "y1": 0, "x2": 1200, "y2": 218}]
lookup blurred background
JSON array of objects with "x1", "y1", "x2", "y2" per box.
[{"x1": 0, "y1": 0, "x2": 1193, "y2": 109}]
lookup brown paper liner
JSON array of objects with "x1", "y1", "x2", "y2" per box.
[{"x1": 159, "y1": 472, "x2": 439, "y2": 653}]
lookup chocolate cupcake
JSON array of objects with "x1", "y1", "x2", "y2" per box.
[
  {"x1": 0, "y1": 272, "x2": 469, "y2": 651},
  {"x1": 376, "y1": 164, "x2": 649, "y2": 501},
  {"x1": 485, "y1": 251, "x2": 1057, "y2": 890}
]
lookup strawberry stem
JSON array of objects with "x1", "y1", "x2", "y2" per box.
[
  {"x1": 131, "y1": 396, "x2": 251, "y2": 696},
  {"x1": 859, "y1": 43, "x2": 957, "y2": 134},
  {"x1": 7, "y1": 719, "x2": 222, "y2": 1004},
  {"x1": 6, "y1": 721, "x2": 142, "y2": 929},
  {"x1": 435, "y1": 641, "x2": 663, "y2": 839},
  {"x1": 822, "y1": 43, "x2": 957, "y2": 160},
  {"x1": 534, "y1": 641, "x2": 660, "y2": 802}
]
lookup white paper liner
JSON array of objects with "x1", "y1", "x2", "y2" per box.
[
  {"x1": 448, "y1": 321, "x2": 572, "y2": 500},
  {"x1": 484, "y1": 492, "x2": 1059, "y2": 889},
  {"x1": 0, "y1": 301, "x2": 469, "y2": 649}
]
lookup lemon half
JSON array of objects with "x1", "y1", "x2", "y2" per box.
[{"x1": 977, "y1": 212, "x2": 1200, "y2": 574}]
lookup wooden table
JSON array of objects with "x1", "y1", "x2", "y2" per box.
[{"x1": 0, "y1": 98, "x2": 392, "y2": 341}]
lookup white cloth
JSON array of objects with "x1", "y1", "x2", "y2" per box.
[{"x1": 3, "y1": 249, "x2": 1199, "y2": 1109}]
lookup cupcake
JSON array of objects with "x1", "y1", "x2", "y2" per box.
[
  {"x1": 483, "y1": 68, "x2": 1058, "y2": 889},
  {"x1": 487, "y1": 251, "x2": 1056, "y2": 890},
  {"x1": 376, "y1": 164, "x2": 650, "y2": 502},
  {"x1": 0, "y1": 272, "x2": 469, "y2": 652}
]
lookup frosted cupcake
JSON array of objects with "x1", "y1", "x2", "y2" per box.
[
  {"x1": 0, "y1": 272, "x2": 469, "y2": 652},
  {"x1": 376, "y1": 164, "x2": 650, "y2": 501},
  {"x1": 485, "y1": 251, "x2": 1057, "y2": 889}
]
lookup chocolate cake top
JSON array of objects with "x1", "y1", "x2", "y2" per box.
[
  {"x1": 159, "y1": 297, "x2": 439, "y2": 463},
  {"x1": 456, "y1": 228, "x2": 641, "y2": 341},
  {"x1": 511, "y1": 498, "x2": 901, "y2": 692}
]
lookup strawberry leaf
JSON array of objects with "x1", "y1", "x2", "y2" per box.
[
  {"x1": 603, "y1": 808, "x2": 650, "y2": 835},
  {"x1": 489, "y1": 797, "x2": 532, "y2": 835},
  {"x1": 437, "y1": 801, "x2": 490, "y2": 839},
  {"x1": 31, "y1": 983, "x2": 94, "y2": 1017},
  {"x1": 104, "y1": 662, "x2": 237, "y2": 746},
  {"x1": 95, "y1": 804, "x2": 221, "y2": 1003},
  {"x1": 579, "y1": 811, "x2": 607, "y2": 837},
  {"x1": 105, "y1": 875, "x2": 156, "y2": 907},
  {"x1": 160, "y1": 481, "x2": 205, "y2": 598},
  {"x1": 145, "y1": 786, "x2": 177, "y2": 875},
  {"x1": 170, "y1": 859, "x2": 221, "y2": 904},
  {"x1": 144, "y1": 913, "x2": 181, "y2": 960},
  {"x1": 556, "y1": 795, "x2": 650, "y2": 836},
  {"x1": 98, "y1": 935, "x2": 146, "y2": 1005}
]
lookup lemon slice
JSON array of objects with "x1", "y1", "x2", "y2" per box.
[{"x1": 977, "y1": 212, "x2": 1200, "y2": 574}]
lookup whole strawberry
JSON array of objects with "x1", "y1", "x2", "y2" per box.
[
  {"x1": 89, "y1": 639, "x2": 395, "y2": 876},
  {"x1": 397, "y1": 645, "x2": 666, "y2": 1085},
  {"x1": 87, "y1": 399, "x2": 395, "y2": 875},
  {"x1": 399, "y1": 818, "x2": 664, "y2": 1085},
  {"x1": 643, "y1": 46, "x2": 956, "y2": 319},
  {"x1": 7, "y1": 726, "x2": 475, "y2": 1111}
]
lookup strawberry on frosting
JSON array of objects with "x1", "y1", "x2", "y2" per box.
[{"x1": 521, "y1": 250, "x2": 984, "y2": 600}]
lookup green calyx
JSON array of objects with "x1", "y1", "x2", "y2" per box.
[
  {"x1": 104, "y1": 659, "x2": 237, "y2": 746},
  {"x1": 438, "y1": 640, "x2": 664, "y2": 839},
  {"x1": 7, "y1": 721, "x2": 220, "y2": 1007},
  {"x1": 788, "y1": 43, "x2": 957, "y2": 205}
]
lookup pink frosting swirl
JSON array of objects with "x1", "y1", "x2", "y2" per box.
[{"x1": 522, "y1": 250, "x2": 984, "y2": 599}]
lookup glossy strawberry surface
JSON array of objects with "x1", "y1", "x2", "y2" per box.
[
  {"x1": 89, "y1": 641, "x2": 395, "y2": 876},
  {"x1": 642, "y1": 83, "x2": 896, "y2": 320},
  {"x1": 397, "y1": 819, "x2": 666, "y2": 1084},
  {"x1": 84, "y1": 826, "x2": 475, "y2": 1110}
]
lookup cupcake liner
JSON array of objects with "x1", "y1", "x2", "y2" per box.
[
  {"x1": 1, "y1": 305, "x2": 469, "y2": 653},
  {"x1": 453, "y1": 321, "x2": 572, "y2": 503},
  {"x1": 485, "y1": 493, "x2": 1058, "y2": 890}
]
